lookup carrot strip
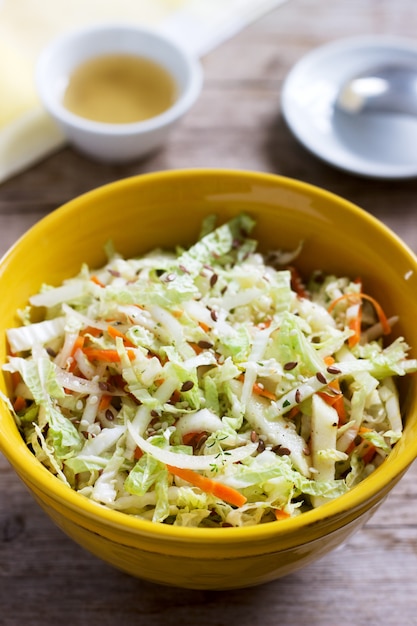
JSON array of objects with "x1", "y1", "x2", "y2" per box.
[
  {"x1": 90, "y1": 275, "x2": 105, "y2": 288},
  {"x1": 134, "y1": 446, "x2": 144, "y2": 460},
  {"x1": 70, "y1": 334, "x2": 85, "y2": 357},
  {"x1": 182, "y1": 432, "x2": 201, "y2": 446},
  {"x1": 83, "y1": 347, "x2": 135, "y2": 362},
  {"x1": 319, "y1": 356, "x2": 347, "y2": 425},
  {"x1": 328, "y1": 292, "x2": 391, "y2": 335},
  {"x1": 330, "y1": 393, "x2": 346, "y2": 425},
  {"x1": 252, "y1": 382, "x2": 277, "y2": 401},
  {"x1": 189, "y1": 342, "x2": 204, "y2": 355},
  {"x1": 181, "y1": 431, "x2": 209, "y2": 449},
  {"x1": 356, "y1": 427, "x2": 377, "y2": 463},
  {"x1": 345, "y1": 427, "x2": 376, "y2": 461},
  {"x1": 169, "y1": 389, "x2": 181, "y2": 404},
  {"x1": 323, "y1": 355, "x2": 335, "y2": 368},
  {"x1": 68, "y1": 334, "x2": 86, "y2": 372},
  {"x1": 361, "y1": 441, "x2": 377, "y2": 464},
  {"x1": 238, "y1": 374, "x2": 277, "y2": 401},
  {"x1": 274, "y1": 509, "x2": 291, "y2": 521},
  {"x1": 324, "y1": 392, "x2": 346, "y2": 425},
  {"x1": 99, "y1": 394, "x2": 112, "y2": 411},
  {"x1": 167, "y1": 465, "x2": 247, "y2": 507},
  {"x1": 256, "y1": 318, "x2": 272, "y2": 330},
  {"x1": 328, "y1": 292, "x2": 360, "y2": 312},
  {"x1": 82, "y1": 326, "x2": 103, "y2": 338},
  {"x1": 13, "y1": 396, "x2": 26, "y2": 412},
  {"x1": 348, "y1": 307, "x2": 362, "y2": 347},
  {"x1": 347, "y1": 279, "x2": 362, "y2": 347},
  {"x1": 107, "y1": 324, "x2": 135, "y2": 347},
  {"x1": 285, "y1": 406, "x2": 300, "y2": 420}
]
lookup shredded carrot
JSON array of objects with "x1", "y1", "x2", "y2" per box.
[
  {"x1": 348, "y1": 306, "x2": 362, "y2": 347},
  {"x1": 189, "y1": 342, "x2": 204, "y2": 355},
  {"x1": 107, "y1": 324, "x2": 135, "y2": 347},
  {"x1": 82, "y1": 326, "x2": 103, "y2": 338},
  {"x1": 13, "y1": 396, "x2": 26, "y2": 412},
  {"x1": 90, "y1": 275, "x2": 105, "y2": 288},
  {"x1": 83, "y1": 347, "x2": 135, "y2": 362},
  {"x1": 328, "y1": 291, "x2": 391, "y2": 335},
  {"x1": 318, "y1": 388, "x2": 347, "y2": 425},
  {"x1": 70, "y1": 334, "x2": 85, "y2": 357},
  {"x1": 323, "y1": 355, "x2": 335, "y2": 367},
  {"x1": 252, "y1": 382, "x2": 277, "y2": 401},
  {"x1": 346, "y1": 278, "x2": 362, "y2": 347},
  {"x1": 345, "y1": 427, "x2": 376, "y2": 462},
  {"x1": 169, "y1": 389, "x2": 181, "y2": 404},
  {"x1": 285, "y1": 406, "x2": 300, "y2": 420},
  {"x1": 328, "y1": 292, "x2": 360, "y2": 312},
  {"x1": 356, "y1": 427, "x2": 377, "y2": 463},
  {"x1": 238, "y1": 373, "x2": 277, "y2": 401},
  {"x1": 361, "y1": 441, "x2": 377, "y2": 464},
  {"x1": 98, "y1": 394, "x2": 112, "y2": 411},
  {"x1": 67, "y1": 360, "x2": 78, "y2": 374},
  {"x1": 198, "y1": 321, "x2": 210, "y2": 332},
  {"x1": 256, "y1": 318, "x2": 272, "y2": 330},
  {"x1": 167, "y1": 465, "x2": 247, "y2": 507},
  {"x1": 134, "y1": 446, "x2": 144, "y2": 460},
  {"x1": 68, "y1": 335, "x2": 86, "y2": 372},
  {"x1": 181, "y1": 431, "x2": 208, "y2": 449},
  {"x1": 274, "y1": 508, "x2": 291, "y2": 521},
  {"x1": 182, "y1": 431, "x2": 200, "y2": 446},
  {"x1": 318, "y1": 356, "x2": 347, "y2": 425}
]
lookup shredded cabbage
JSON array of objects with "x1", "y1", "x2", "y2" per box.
[{"x1": 3, "y1": 214, "x2": 417, "y2": 527}]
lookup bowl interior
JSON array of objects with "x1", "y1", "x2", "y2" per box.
[{"x1": 1, "y1": 169, "x2": 417, "y2": 544}]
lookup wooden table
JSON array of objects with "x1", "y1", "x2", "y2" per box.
[{"x1": 1, "y1": 1, "x2": 417, "y2": 624}]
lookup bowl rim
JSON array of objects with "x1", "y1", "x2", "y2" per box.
[
  {"x1": 1, "y1": 167, "x2": 417, "y2": 544},
  {"x1": 35, "y1": 22, "x2": 203, "y2": 136}
]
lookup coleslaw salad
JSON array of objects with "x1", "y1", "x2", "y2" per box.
[{"x1": 3, "y1": 214, "x2": 416, "y2": 527}]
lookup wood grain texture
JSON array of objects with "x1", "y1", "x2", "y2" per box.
[{"x1": 1, "y1": 1, "x2": 417, "y2": 624}]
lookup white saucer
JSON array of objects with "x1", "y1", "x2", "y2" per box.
[{"x1": 281, "y1": 36, "x2": 417, "y2": 179}]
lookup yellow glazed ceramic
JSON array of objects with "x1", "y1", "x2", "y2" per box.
[{"x1": 1, "y1": 169, "x2": 417, "y2": 589}]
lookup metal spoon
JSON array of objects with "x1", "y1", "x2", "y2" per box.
[{"x1": 336, "y1": 64, "x2": 417, "y2": 117}]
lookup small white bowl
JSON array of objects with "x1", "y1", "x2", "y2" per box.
[{"x1": 36, "y1": 23, "x2": 203, "y2": 162}]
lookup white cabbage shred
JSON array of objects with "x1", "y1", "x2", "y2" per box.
[{"x1": 3, "y1": 214, "x2": 417, "y2": 528}]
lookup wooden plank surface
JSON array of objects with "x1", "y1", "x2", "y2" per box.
[{"x1": 1, "y1": 1, "x2": 417, "y2": 624}]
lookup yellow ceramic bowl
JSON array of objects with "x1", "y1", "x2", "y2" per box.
[{"x1": 1, "y1": 169, "x2": 417, "y2": 589}]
